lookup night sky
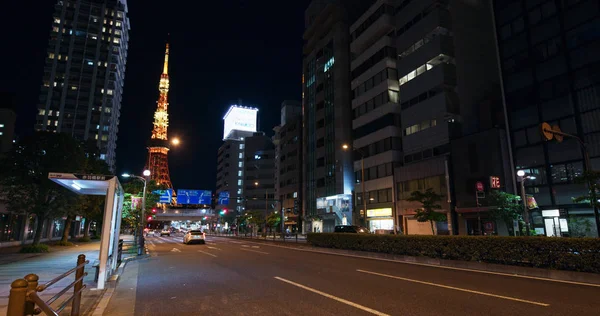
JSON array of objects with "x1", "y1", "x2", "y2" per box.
[{"x1": 2, "y1": 0, "x2": 310, "y2": 190}]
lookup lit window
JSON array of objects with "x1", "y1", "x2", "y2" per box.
[
  {"x1": 117, "y1": 12, "x2": 123, "y2": 18},
  {"x1": 54, "y1": 121, "x2": 58, "y2": 126},
  {"x1": 105, "y1": 107, "x2": 111, "y2": 113},
  {"x1": 113, "y1": 38, "x2": 120, "y2": 44},
  {"x1": 104, "y1": 62, "x2": 108, "y2": 67},
  {"x1": 101, "y1": 135, "x2": 108, "y2": 141},
  {"x1": 57, "y1": 55, "x2": 62, "y2": 60},
  {"x1": 48, "y1": 53, "x2": 55, "y2": 59},
  {"x1": 106, "y1": 89, "x2": 114, "y2": 95},
  {"x1": 64, "y1": 56, "x2": 68, "y2": 61},
  {"x1": 238, "y1": 170, "x2": 243, "y2": 176},
  {"x1": 114, "y1": 30, "x2": 121, "y2": 36},
  {"x1": 0, "y1": 132, "x2": 3, "y2": 135},
  {"x1": 93, "y1": 18, "x2": 98, "y2": 23},
  {"x1": 239, "y1": 144, "x2": 244, "y2": 149},
  {"x1": 91, "y1": 35, "x2": 97, "y2": 40},
  {"x1": 96, "y1": 125, "x2": 100, "y2": 129},
  {"x1": 101, "y1": 88, "x2": 104, "y2": 94},
  {"x1": 116, "y1": 21, "x2": 122, "y2": 27},
  {"x1": 238, "y1": 162, "x2": 243, "y2": 167},
  {"x1": 0, "y1": 124, "x2": 4, "y2": 128},
  {"x1": 71, "y1": 86, "x2": 77, "y2": 90},
  {"x1": 52, "y1": 26, "x2": 59, "y2": 32},
  {"x1": 98, "y1": 61, "x2": 102, "y2": 66},
  {"x1": 38, "y1": 109, "x2": 46, "y2": 115},
  {"x1": 43, "y1": 81, "x2": 50, "y2": 87},
  {"x1": 48, "y1": 110, "x2": 53, "y2": 116},
  {"x1": 239, "y1": 153, "x2": 243, "y2": 158},
  {"x1": 324, "y1": 57, "x2": 335, "y2": 72},
  {"x1": 95, "y1": 134, "x2": 98, "y2": 140},
  {"x1": 100, "y1": 154, "x2": 106, "y2": 160},
  {"x1": 53, "y1": 82, "x2": 57, "y2": 87},
  {"x1": 47, "y1": 120, "x2": 51, "y2": 126},
  {"x1": 102, "y1": 27, "x2": 106, "y2": 33},
  {"x1": 69, "y1": 29, "x2": 73, "y2": 35},
  {"x1": 87, "y1": 60, "x2": 94, "y2": 66},
  {"x1": 254, "y1": 155, "x2": 261, "y2": 160},
  {"x1": 56, "y1": 111, "x2": 60, "y2": 116},
  {"x1": 237, "y1": 180, "x2": 242, "y2": 186},
  {"x1": 54, "y1": 18, "x2": 60, "y2": 24}
]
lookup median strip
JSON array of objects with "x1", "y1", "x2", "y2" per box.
[
  {"x1": 274, "y1": 277, "x2": 389, "y2": 316},
  {"x1": 357, "y1": 269, "x2": 550, "y2": 307}
]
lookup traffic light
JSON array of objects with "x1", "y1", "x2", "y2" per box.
[
  {"x1": 203, "y1": 216, "x2": 208, "y2": 220},
  {"x1": 152, "y1": 208, "x2": 157, "y2": 213},
  {"x1": 219, "y1": 209, "x2": 227, "y2": 215},
  {"x1": 147, "y1": 216, "x2": 152, "y2": 221},
  {"x1": 152, "y1": 215, "x2": 156, "y2": 220}
]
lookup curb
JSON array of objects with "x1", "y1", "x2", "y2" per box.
[{"x1": 210, "y1": 235, "x2": 600, "y2": 287}]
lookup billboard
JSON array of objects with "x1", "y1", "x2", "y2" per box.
[
  {"x1": 218, "y1": 191, "x2": 230, "y2": 205},
  {"x1": 153, "y1": 189, "x2": 173, "y2": 203},
  {"x1": 223, "y1": 105, "x2": 258, "y2": 140},
  {"x1": 176, "y1": 189, "x2": 212, "y2": 205}
]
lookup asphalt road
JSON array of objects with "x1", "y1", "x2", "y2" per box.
[{"x1": 128, "y1": 235, "x2": 600, "y2": 316}]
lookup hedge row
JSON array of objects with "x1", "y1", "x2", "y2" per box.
[{"x1": 306, "y1": 233, "x2": 600, "y2": 273}]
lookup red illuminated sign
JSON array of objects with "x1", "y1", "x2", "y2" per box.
[{"x1": 490, "y1": 176, "x2": 501, "y2": 189}]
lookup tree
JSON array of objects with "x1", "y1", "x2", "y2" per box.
[
  {"x1": 572, "y1": 170, "x2": 600, "y2": 237},
  {"x1": 487, "y1": 190, "x2": 523, "y2": 235},
  {"x1": 0, "y1": 132, "x2": 86, "y2": 246},
  {"x1": 120, "y1": 180, "x2": 165, "y2": 235},
  {"x1": 405, "y1": 188, "x2": 447, "y2": 235},
  {"x1": 266, "y1": 212, "x2": 281, "y2": 233}
]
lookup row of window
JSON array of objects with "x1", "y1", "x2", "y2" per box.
[
  {"x1": 401, "y1": 86, "x2": 442, "y2": 110},
  {"x1": 356, "y1": 188, "x2": 394, "y2": 205},
  {"x1": 354, "y1": 113, "x2": 401, "y2": 140},
  {"x1": 404, "y1": 143, "x2": 450, "y2": 164},
  {"x1": 351, "y1": 46, "x2": 397, "y2": 80},
  {"x1": 356, "y1": 137, "x2": 402, "y2": 159},
  {"x1": 355, "y1": 162, "x2": 395, "y2": 183},
  {"x1": 353, "y1": 90, "x2": 399, "y2": 120},
  {"x1": 353, "y1": 68, "x2": 397, "y2": 98},
  {"x1": 404, "y1": 119, "x2": 437, "y2": 136},
  {"x1": 396, "y1": 175, "x2": 447, "y2": 200},
  {"x1": 351, "y1": 4, "x2": 394, "y2": 41},
  {"x1": 398, "y1": 26, "x2": 452, "y2": 60},
  {"x1": 399, "y1": 53, "x2": 454, "y2": 86}
]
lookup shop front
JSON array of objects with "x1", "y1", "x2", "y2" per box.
[{"x1": 366, "y1": 208, "x2": 393, "y2": 234}]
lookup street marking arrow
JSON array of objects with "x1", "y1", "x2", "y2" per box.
[{"x1": 171, "y1": 248, "x2": 181, "y2": 252}]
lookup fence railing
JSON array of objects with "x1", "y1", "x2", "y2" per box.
[
  {"x1": 7, "y1": 254, "x2": 89, "y2": 316},
  {"x1": 207, "y1": 230, "x2": 306, "y2": 243}
]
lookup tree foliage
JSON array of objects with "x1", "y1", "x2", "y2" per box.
[
  {"x1": 266, "y1": 212, "x2": 281, "y2": 230},
  {"x1": 0, "y1": 132, "x2": 86, "y2": 245},
  {"x1": 487, "y1": 190, "x2": 522, "y2": 235},
  {"x1": 572, "y1": 171, "x2": 600, "y2": 209},
  {"x1": 405, "y1": 188, "x2": 447, "y2": 235},
  {"x1": 120, "y1": 180, "x2": 166, "y2": 233}
]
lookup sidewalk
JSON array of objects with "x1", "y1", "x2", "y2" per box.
[{"x1": 0, "y1": 235, "x2": 137, "y2": 316}]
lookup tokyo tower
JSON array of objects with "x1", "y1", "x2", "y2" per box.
[{"x1": 145, "y1": 43, "x2": 173, "y2": 188}]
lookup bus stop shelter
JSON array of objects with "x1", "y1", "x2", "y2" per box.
[{"x1": 48, "y1": 173, "x2": 124, "y2": 290}]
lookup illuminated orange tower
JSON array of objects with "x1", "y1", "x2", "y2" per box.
[{"x1": 146, "y1": 43, "x2": 173, "y2": 188}]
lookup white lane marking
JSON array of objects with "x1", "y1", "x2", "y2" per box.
[
  {"x1": 197, "y1": 250, "x2": 217, "y2": 257},
  {"x1": 274, "y1": 277, "x2": 389, "y2": 316},
  {"x1": 230, "y1": 241, "x2": 243, "y2": 244},
  {"x1": 357, "y1": 269, "x2": 549, "y2": 307},
  {"x1": 231, "y1": 240, "x2": 600, "y2": 289},
  {"x1": 251, "y1": 246, "x2": 260, "y2": 248},
  {"x1": 240, "y1": 248, "x2": 269, "y2": 255},
  {"x1": 170, "y1": 248, "x2": 181, "y2": 253},
  {"x1": 241, "y1": 245, "x2": 250, "y2": 248},
  {"x1": 207, "y1": 246, "x2": 222, "y2": 251}
]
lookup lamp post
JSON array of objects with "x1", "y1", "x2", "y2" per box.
[
  {"x1": 122, "y1": 170, "x2": 151, "y2": 255},
  {"x1": 342, "y1": 144, "x2": 367, "y2": 227},
  {"x1": 516, "y1": 170, "x2": 536, "y2": 236}
]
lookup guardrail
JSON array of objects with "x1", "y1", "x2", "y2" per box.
[
  {"x1": 208, "y1": 231, "x2": 306, "y2": 243},
  {"x1": 7, "y1": 254, "x2": 89, "y2": 316}
]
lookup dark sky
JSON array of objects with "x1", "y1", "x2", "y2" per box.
[{"x1": 2, "y1": 0, "x2": 309, "y2": 191}]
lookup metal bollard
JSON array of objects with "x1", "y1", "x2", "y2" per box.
[
  {"x1": 7, "y1": 279, "x2": 28, "y2": 316},
  {"x1": 24, "y1": 274, "x2": 39, "y2": 315},
  {"x1": 71, "y1": 254, "x2": 86, "y2": 316}
]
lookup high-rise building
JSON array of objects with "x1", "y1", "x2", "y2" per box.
[
  {"x1": 393, "y1": 0, "x2": 503, "y2": 235},
  {"x1": 243, "y1": 132, "x2": 276, "y2": 223},
  {"x1": 302, "y1": 0, "x2": 375, "y2": 233},
  {"x1": 146, "y1": 44, "x2": 173, "y2": 189},
  {"x1": 492, "y1": 0, "x2": 600, "y2": 237},
  {"x1": 349, "y1": 1, "x2": 401, "y2": 233},
  {"x1": 0, "y1": 93, "x2": 17, "y2": 153},
  {"x1": 215, "y1": 105, "x2": 258, "y2": 215},
  {"x1": 35, "y1": 0, "x2": 130, "y2": 171},
  {"x1": 274, "y1": 100, "x2": 302, "y2": 232}
]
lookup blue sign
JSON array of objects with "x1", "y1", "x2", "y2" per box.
[
  {"x1": 152, "y1": 189, "x2": 173, "y2": 204},
  {"x1": 176, "y1": 190, "x2": 212, "y2": 205},
  {"x1": 218, "y1": 191, "x2": 230, "y2": 205}
]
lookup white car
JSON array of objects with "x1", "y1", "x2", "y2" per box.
[
  {"x1": 160, "y1": 229, "x2": 171, "y2": 237},
  {"x1": 183, "y1": 230, "x2": 206, "y2": 244}
]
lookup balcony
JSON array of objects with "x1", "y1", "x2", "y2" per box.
[
  {"x1": 351, "y1": 13, "x2": 394, "y2": 54},
  {"x1": 397, "y1": 35, "x2": 454, "y2": 78}
]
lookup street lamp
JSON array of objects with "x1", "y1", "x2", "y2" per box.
[
  {"x1": 517, "y1": 170, "x2": 536, "y2": 236},
  {"x1": 122, "y1": 169, "x2": 151, "y2": 255},
  {"x1": 342, "y1": 144, "x2": 367, "y2": 227},
  {"x1": 171, "y1": 138, "x2": 180, "y2": 146}
]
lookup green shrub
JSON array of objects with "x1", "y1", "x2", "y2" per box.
[
  {"x1": 20, "y1": 244, "x2": 50, "y2": 253},
  {"x1": 307, "y1": 233, "x2": 600, "y2": 273},
  {"x1": 55, "y1": 241, "x2": 73, "y2": 246},
  {"x1": 78, "y1": 236, "x2": 91, "y2": 242}
]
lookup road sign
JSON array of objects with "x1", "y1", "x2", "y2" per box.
[
  {"x1": 218, "y1": 191, "x2": 230, "y2": 205},
  {"x1": 476, "y1": 181, "x2": 484, "y2": 192},
  {"x1": 541, "y1": 122, "x2": 553, "y2": 141}
]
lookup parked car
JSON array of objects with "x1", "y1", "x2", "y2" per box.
[
  {"x1": 160, "y1": 229, "x2": 171, "y2": 237},
  {"x1": 183, "y1": 230, "x2": 206, "y2": 244},
  {"x1": 334, "y1": 225, "x2": 371, "y2": 234}
]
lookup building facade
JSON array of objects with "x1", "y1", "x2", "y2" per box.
[
  {"x1": 215, "y1": 105, "x2": 258, "y2": 215},
  {"x1": 493, "y1": 0, "x2": 600, "y2": 237},
  {"x1": 349, "y1": 0, "x2": 401, "y2": 233},
  {"x1": 274, "y1": 100, "x2": 302, "y2": 232},
  {"x1": 35, "y1": 0, "x2": 130, "y2": 171},
  {"x1": 302, "y1": 0, "x2": 375, "y2": 233},
  {"x1": 0, "y1": 93, "x2": 17, "y2": 153},
  {"x1": 243, "y1": 132, "x2": 276, "y2": 227}
]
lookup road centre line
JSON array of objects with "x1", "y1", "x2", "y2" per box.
[
  {"x1": 357, "y1": 269, "x2": 549, "y2": 307},
  {"x1": 274, "y1": 277, "x2": 389, "y2": 316},
  {"x1": 207, "y1": 246, "x2": 221, "y2": 250},
  {"x1": 240, "y1": 248, "x2": 269, "y2": 255},
  {"x1": 197, "y1": 250, "x2": 217, "y2": 257},
  {"x1": 228, "y1": 239, "x2": 600, "y2": 288}
]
